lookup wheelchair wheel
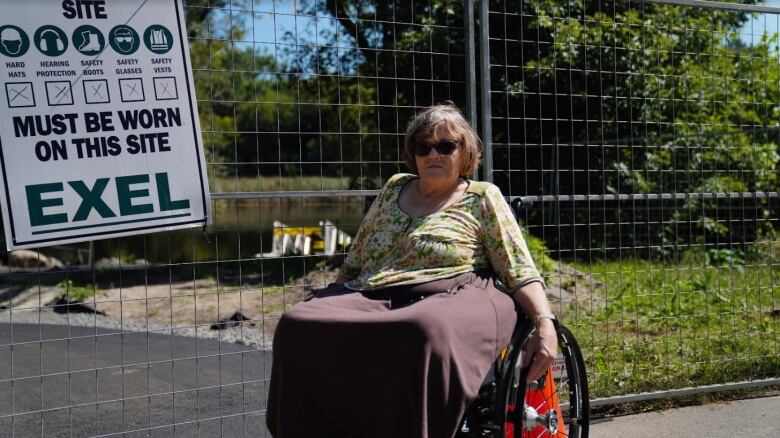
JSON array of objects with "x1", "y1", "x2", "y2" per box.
[{"x1": 502, "y1": 323, "x2": 589, "y2": 438}]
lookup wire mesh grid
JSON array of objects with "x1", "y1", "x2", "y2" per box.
[
  {"x1": 1, "y1": 0, "x2": 779, "y2": 436},
  {"x1": 487, "y1": 0, "x2": 779, "y2": 400},
  {"x1": 0, "y1": 0, "x2": 467, "y2": 436}
]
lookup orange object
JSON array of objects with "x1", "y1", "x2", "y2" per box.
[{"x1": 505, "y1": 366, "x2": 566, "y2": 437}]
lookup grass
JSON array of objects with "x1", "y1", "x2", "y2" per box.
[
  {"x1": 58, "y1": 279, "x2": 98, "y2": 302},
  {"x1": 210, "y1": 175, "x2": 350, "y2": 193},
  {"x1": 563, "y1": 257, "x2": 779, "y2": 400}
]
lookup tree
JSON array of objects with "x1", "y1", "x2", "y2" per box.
[
  {"x1": 183, "y1": 1, "x2": 778, "y2": 256},
  {"x1": 187, "y1": 3, "x2": 300, "y2": 181},
  {"x1": 494, "y1": 0, "x2": 778, "y2": 257},
  {"x1": 283, "y1": 0, "x2": 468, "y2": 188}
]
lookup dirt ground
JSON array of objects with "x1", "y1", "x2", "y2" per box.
[
  {"x1": 1, "y1": 260, "x2": 602, "y2": 344},
  {"x1": 0, "y1": 265, "x2": 339, "y2": 342}
]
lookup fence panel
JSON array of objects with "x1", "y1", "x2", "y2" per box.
[
  {"x1": 1, "y1": 0, "x2": 779, "y2": 436},
  {"x1": 0, "y1": 0, "x2": 468, "y2": 436},
  {"x1": 485, "y1": 0, "x2": 779, "y2": 402}
]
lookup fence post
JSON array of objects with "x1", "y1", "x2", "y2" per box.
[
  {"x1": 478, "y1": 0, "x2": 493, "y2": 182},
  {"x1": 465, "y1": 0, "x2": 479, "y2": 181}
]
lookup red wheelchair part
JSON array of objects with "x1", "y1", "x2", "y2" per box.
[{"x1": 505, "y1": 366, "x2": 566, "y2": 437}]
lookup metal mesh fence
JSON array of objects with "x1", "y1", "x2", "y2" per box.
[
  {"x1": 1, "y1": 0, "x2": 468, "y2": 436},
  {"x1": 485, "y1": 0, "x2": 779, "y2": 401},
  {"x1": 0, "y1": 0, "x2": 778, "y2": 436}
]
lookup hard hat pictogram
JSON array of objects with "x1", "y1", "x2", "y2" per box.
[{"x1": 0, "y1": 25, "x2": 30, "y2": 57}]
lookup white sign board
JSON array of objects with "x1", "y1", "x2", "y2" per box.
[
  {"x1": 0, "y1": 0, "x2": 210, "y2": 250},
  {"x1": 551, "y1": 354, "x2": 566, "y2": 379}
]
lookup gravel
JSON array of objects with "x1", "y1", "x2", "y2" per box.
[{"x1": 0, "y1": 306, "x2": 273, "y2": 349}]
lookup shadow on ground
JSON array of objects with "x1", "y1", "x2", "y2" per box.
[{"x1": 0, "y1": 323, "x2": 273, "y2": 437}]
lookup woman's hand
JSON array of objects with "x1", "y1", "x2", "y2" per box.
[
  {"x1": 510, "y1": 281, "x2": 558, "y2": 383},
  {"x1": 521, "y1": 318, "x2": 558, "y2": 383}
]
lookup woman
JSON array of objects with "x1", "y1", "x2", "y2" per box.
[{"x1": 266, "y1": 104, "x2": 557, "y2": 438}]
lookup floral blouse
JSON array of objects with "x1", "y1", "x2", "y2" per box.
[{"x1": 340, "y1": 173, "x2": 542, "y2": 291}]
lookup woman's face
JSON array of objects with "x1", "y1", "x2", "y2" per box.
[{"x1": 414, "y1": 124, "x2": 463, "y2": 185}]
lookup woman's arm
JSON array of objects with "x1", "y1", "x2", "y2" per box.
[
  {"x1": 479, "y1": 185, "x2": 557, "y2": 382},
  {"x1": 511, "y1": 281, "x2": 558, "y2": 383}
]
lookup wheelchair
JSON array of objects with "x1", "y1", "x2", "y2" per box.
[
  {"x1": 457, "y1": 197, "x2": 590, "y2": 437},
  {"x1": 457, "y1": 311, "x2": 589, "y2": 437}
]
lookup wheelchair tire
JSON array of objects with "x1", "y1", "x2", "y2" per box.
[{"x1": 503, "y1": 323, "x2": 589, "y2": 438}]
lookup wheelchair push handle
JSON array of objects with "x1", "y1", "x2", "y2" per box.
[{"x1": 508, "y1": 196, "x2": 533, "y2": 218}]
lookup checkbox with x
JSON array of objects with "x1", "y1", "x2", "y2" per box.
[
  {"x1": 45, "y1": 81, "x2": 73, "y2": 106},
  {"x1": 119, "y1": 78, "x2": 145, "y2": 102},
  {"x1": 83, "y1": 79, "x2": 110, "y2": 104},
  {"x1": 153, "y1": 76, "x2": 178, "y2": 101},
  {"x1": 5, "y1": 82, "x2": 35, "y2": 108}
]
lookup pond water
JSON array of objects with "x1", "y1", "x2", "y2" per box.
[{"x1": 4, "y1": 197, "x2": 368, "y2": 268}]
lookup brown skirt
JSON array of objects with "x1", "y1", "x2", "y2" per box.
[{"x1": 266, "y1": 271, "x2": 517, "y2": 438}]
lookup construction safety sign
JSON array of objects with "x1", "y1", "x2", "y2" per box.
[{"x1": 0, "y1": 0, "x2": 210, "y2": 250}]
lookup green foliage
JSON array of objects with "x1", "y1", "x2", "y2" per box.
[
  {"x1": 526, "y1": 231, "x2": 555, "y2": 281},
  {"x1": 210, "y1": 176, "x2": 346, "y2": 193},
  {"x1": 498, "y1": 0, "x2": 779, "y2": 253},
  {"x1": 185, "y1": 1, "x2": 779, "y2": 251},
  {"x1": 185, "y1": 0, "x2": 465, "y2": 187},
  {"x1": 189, "y1": 18, "x2": 295, "y2": 178},
  {"x1": 703, "y1": 249, "x2": 746, "y2": 271},
  {"x1": 58, "y1": 279, "x2": 97, "y2": 302},
  {"x1": 568, "y1": 257, "x2": 778, "y2": 398}
]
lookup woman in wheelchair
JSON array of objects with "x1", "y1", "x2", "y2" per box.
[{"x1": 266, "y1": 103, "x2": 558, "y2": 438}]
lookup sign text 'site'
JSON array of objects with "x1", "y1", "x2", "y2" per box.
[{"x1": 61, "y1": 0, "x2": 107, "y2": 19}]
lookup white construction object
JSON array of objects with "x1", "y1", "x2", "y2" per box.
[
  {"x1": 255, "y1": 220, "x2": 352, "y2": 258},
  {"x1": 320, "y1": 220, "x2": 352, "y2": 256}
]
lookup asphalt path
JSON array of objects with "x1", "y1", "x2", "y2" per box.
[
  {"x1": 3, "y1": 322, "x2": 776, "y2": 438},
  {"x1": 0, "y1": 323, "x2": 273, "y2": 437},
  {"x1": 591, "y1": 395, "x2": 780, "y2": 437}
]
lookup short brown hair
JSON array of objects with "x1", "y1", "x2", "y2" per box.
[{"x1": 403, "y1": 103, "x2": 482, "y2": 177}]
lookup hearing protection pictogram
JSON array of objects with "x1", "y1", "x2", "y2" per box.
[{"x1": 34, "y1": 25, "x2": 68, "y2": 56}]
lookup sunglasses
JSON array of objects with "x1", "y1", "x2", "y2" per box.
[{"x1": 414, "y1": 140, "x2": 461, "y2": 157}]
